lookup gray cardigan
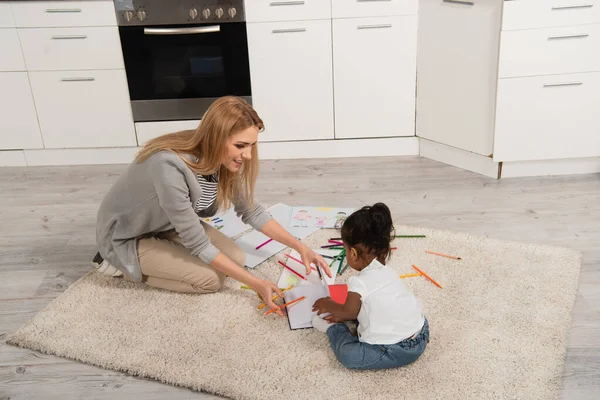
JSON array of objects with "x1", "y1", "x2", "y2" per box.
[{"x1": 95, "y1": 150, "x2": 272, "y2": 282}]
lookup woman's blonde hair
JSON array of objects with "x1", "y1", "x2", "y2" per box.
[{"x1": 135, "y1": 96, "x2": 264, "y2": 211}]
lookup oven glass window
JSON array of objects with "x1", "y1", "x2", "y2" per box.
[{"x1": 119, "y1": 23, "x2": 251, "y2": 101}]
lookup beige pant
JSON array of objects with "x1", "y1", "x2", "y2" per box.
[{"x1": 137, "y1": 223, "x2": 246, "y2": 294}]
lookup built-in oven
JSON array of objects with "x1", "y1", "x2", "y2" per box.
[{"x1": 113, "y1": 0, "x2": 251, "y2": 122}]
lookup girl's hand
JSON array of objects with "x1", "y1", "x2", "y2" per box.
[
  {"x1": 252, "y1": 279, "x2": 285, "y2": 317},
  {"x1": 312, "y1": 297, "x2": 334, "y2": 316},
  {"x1": 298, "y1": 245, "x2": 333, "y2": 278}
]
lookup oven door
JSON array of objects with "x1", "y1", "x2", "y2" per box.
[{"x1": 119, "y1": 22, "x2": 251, "y2": 122}]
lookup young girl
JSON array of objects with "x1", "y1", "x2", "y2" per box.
[{"x1": 312, "y1": 203, "x2": 429, "y2": 370}]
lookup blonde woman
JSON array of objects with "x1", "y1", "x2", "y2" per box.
[{"x1": 93, "y1": 96, "x2": 331, "y2": 315}]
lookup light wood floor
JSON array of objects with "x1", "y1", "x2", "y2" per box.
[{"x1": 1, "y1": 156, "x2": 598, "y2": 399}]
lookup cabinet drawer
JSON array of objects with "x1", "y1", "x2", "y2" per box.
[
  {"x1": 494, "y1": 72, "x2": 600, "y2": 161},
  {"x1": 0, "y1": 29, "x2": 26, "y2": 71},
  {"x1": 332, "y1": 0, "x2": 417, "y2": 18},
  {"x1": 502, "y1": 0, "x2": 600, "y2": 31},
  {"x1": 245, "y1": 0, "x2": 330, "y2": 22},
  {"x1": 11, "y1": 0, "x2": 117, "y2": 28},
  {"x1": 0, "y1": 3, "x2": 15, "y2": 27},
  {"x1": 29, "y1": 70, "x2": 136, "y2": 148},
  {"x1": 499, "y1": 24, "x2": 600, "y2": 78},
  {"x1": 18, "y1": 27, "x2": 124, "y2": 71}
]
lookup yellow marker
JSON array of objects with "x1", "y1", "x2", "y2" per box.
[{"x1": 400, "y1": 273, "x2": 422, "y2": 278}]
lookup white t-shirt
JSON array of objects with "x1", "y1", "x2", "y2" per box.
[{"x1": 347, "y1": 259, "x2": 424, "y2": 345}]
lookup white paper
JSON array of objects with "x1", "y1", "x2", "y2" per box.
[
  {"x1": 289, "y1": 206, "x2": 355, "y2": 229},
  {"x1": 267, "y1": 203, "x2": 320, "y2": 239},
  {"x1": 285, "y1": 284, "x2": 330, "y2": 330},
  {"x1": 200, "y1": 208, "x2": 250, "y2": 238},
  {"x1": 233, "y1": 229, "x2": 287, "y2": 269},
  {"x1": 277, "y1": 249, "x2": 339, "y2": 288}
]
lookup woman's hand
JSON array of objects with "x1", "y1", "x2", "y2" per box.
[
  {"x1": 298, "y1": 245, "x2": 333, "y2": 278},
  {"x1": 252, "y1": 279, "x2": 285, "y2": 317}
]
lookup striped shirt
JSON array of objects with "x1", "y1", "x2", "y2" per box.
[{"x1": 194, "y1": 172, "x2": 218, "y2": 213}]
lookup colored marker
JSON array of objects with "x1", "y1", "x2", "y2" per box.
[
  {"x1": 425, "y1": 250, "x2": 461, "y2": 260},
  {"x1": 278, "y1": 261, "x2": 306, "y2": 281},
  {"x1": 256, "y1": 238, "x2": 273, "y2": 250}
]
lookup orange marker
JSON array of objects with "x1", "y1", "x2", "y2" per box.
[
  {"x1": 264, "y1": 296, "x2": 306, "y2": 315},
  {"x1": 258, "y1": 285, "x2": 293, "y2": 309},
  {"x1": 425, "y1": 250, "x2": 461, "y2": 260},
  {"x1": 412, "y1": 264, "x2": 442, "y2": 289}
]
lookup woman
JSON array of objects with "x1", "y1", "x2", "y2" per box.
[{"x1": 93, "y1": 96, "x2": 331, "y2": 315}]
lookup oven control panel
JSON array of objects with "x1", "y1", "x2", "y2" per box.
[{"x1": 114, "y1": 0, "x2": 246, "y2": 25}]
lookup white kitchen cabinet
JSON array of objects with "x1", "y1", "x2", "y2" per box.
[
  {"x1": 247, "y1": 20, "x2": 334, "y2": 142},
  {"x1": 494, "y1": 72, "x2": 600, "y2": 162},
  {"x1": 0, "y1": 72, "x2": 43, "y2": 149},
  {"x1": 0, "y1": 3, "x2": 15, "y2": 27},
  {"x1": 333, "y1": 16, "x2": 417, "y2": 139},
  {"x1": 416, "y1": 0, "x2": 502, "y2": 156},
  {"x1": 0, "y1": 28, "x2": 26, "y2": 71},
  {"x1": 29, "y1": 70, "x2": 136, "y2": 148},
  {"x1": 18, "y1": 27, "x2": 125, "y2": 71}
]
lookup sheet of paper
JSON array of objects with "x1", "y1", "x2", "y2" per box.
[
  {"x1": 285, "y1": 284, "x2": 330, "y2": 330},
  {"x1": 277, "y1": 249, "x2": 340, "y2": 288},
  {"x1": 233, "y1": 229, "x2": 287, "y2": 269},
  {"x1": 289, "y1": 206, "x2": 355, "y2": 229},
  {"x1": 267, "y1": 203, "x2": 320, "y2": 239},
  {"x1": 200, "y1": 208, "x2": 250, "y2": 238}
]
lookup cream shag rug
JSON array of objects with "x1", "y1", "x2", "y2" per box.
[{"x1": 7, "y1": 226, "x2": 582, "y2": 400}]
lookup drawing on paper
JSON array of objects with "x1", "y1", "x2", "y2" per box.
[{"x1": 289, "y1": 207, "x2": 355, "y2": 229}]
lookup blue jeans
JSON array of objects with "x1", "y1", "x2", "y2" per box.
[{"x1": 326, "y1": 318, "x2": 429, "y2": 370}]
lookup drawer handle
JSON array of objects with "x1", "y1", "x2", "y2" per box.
[
  {"x1": 52, "y1": 35, "x2": 87, "y2": 40},
  {"x1": 543, "y1": 82, "x2": 583, "y2": 87},
  {"x1": 45, "y1": 8, "x2": 82, "y2": 13},
  {"x1": 552, "y1": 4, "x2": 594, "y2": 10},
  {"x1": 60, "y1": 77, "x2": 95, "y2": 82},
  {"x1": 272, "y1": 28, "x2": 307, "y2": 33},
  {"x1": 358, "y1": 24, "x2": 393, "y2": 29},
  {"x1": 443, "y1": 0, "x2": 475, "y2": 5},
  {"x1": 270, "y1": 1, "x2": 305, "y2": 5},
  {"x1": 548, "y1": 33, "x2": 589, "y2": 40}
]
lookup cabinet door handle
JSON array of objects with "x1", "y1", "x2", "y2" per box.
[
  {"x1": 358, "y1": 24, "x2": 393, "y2": 29},
  {"x1": 548, "y1": 33, "x2": 589, "y2": 40},
  {"x1": 443, "y1": 0, "x2": 475, "y2": 5},
  {"x1": 52, "y1": 35, "x2": 87, "y2": 40},
  {"x1": 543, "y1": 82, "x2": 583, "y2": 87},
  {"x1": 272, "y1": 28, "x2": 307, "y2": 33},
  {"x1": 45, "y1": 8, "x2": 82, "y2": 13},
  {"x1": 270, "y1": 1, "x2": 305, "y2": 6},
  {"x1": 60, "y1": 77, "x2": 95, "y2": 82},
  {"x1": 552, "y1": 4, "x2": 594, "y2": 10}
]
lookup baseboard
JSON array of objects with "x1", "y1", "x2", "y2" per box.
[
  {"x1": 500, "y1": 157, "x2": 600, "y2": 178},
  {"x1": 419, "y1": 139, "x2": 500, "y2": 179},
  {"x1": 4, "y1": 137, "x2": 419, "y2": 167},
  {"x1": 23, "y1": 147, "x2": 140, "y2": 166},
  {"x1": 259, "y1": 137, "x2": 419, "y2": 160},
  {"x1": 0, "y1": 150, "x2": 27, "y2": 167}
]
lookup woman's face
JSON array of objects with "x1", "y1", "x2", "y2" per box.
[{"x1": 222, "y1": 125, "x2": 259, "y2": 172}]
